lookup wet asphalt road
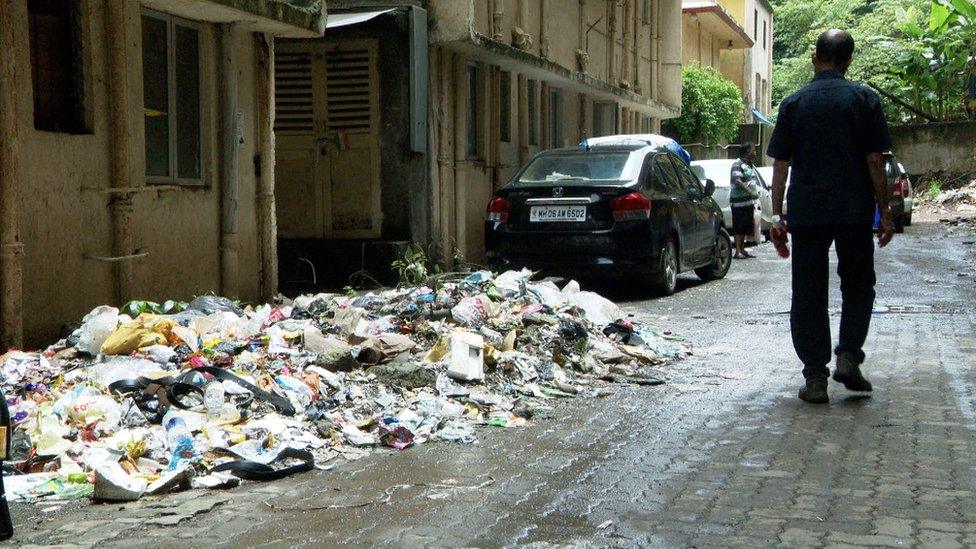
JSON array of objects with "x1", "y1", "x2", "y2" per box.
[{"x1": 12, "y1": 218, "x2": 976, "y2": 548}]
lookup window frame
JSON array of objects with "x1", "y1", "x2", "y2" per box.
[
  {"x1": 142, "y1": 8, "x2": 204, "y2": 186},
  {"x1": 653, "y1": 153, "x2": 683, "y2": 194},
  {"x1": 592, "y1": 100, "x2": 618, "y2": 137},
  {"x1": 670, "y1": 154, "x2": 705, "y2": 195},
  {"x1": 499, "y1": 70, "x2": 511, "y2": 143},
  {"x1": 763, "y1": 20, "x2": 767, "y2": 50},
  {"x1": 27, "y1": 0, "x2": 91, "y2": 134},
  {"x1": 465, "y1": 61, "x2": 480, "y2": 159}
]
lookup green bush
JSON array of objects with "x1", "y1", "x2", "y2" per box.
[{"x1": 671, "y1": 62, "x2": 745, "y2": 144}]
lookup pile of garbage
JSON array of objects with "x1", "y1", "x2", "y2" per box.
[
  {"x1": 931, "y1": 179, "x2": 976, "y2": 209},
  {"x1": 0, "y1": 270, "x2": 683, "y2": 504}
]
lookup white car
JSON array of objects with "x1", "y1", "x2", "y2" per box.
[
  {"x1": 755, "y1": 165, "x2": 790, "y2": 223},
  {"x1": 690, "y1": 159, "x2": 769, "y2": 239}
]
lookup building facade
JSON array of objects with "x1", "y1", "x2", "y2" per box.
[
  {"x1": 681, "y1": 0, "x2": 773, "y2": 121},
  {"x1": 274, "y1": 0, "x2": 684, "y2": 289},
  {"x1": 0, "y1": 0, "x2": 325, "y2": 346},
  {"x1": 680, "y1": 0, "x2": 751, "y2": 74},
  {"x1": 719, "y1": 0, "x2": 773, "y2": 120}
]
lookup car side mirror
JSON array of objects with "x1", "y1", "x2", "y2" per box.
[{"x1": 704, "y1": 179, "x2": 716, "y2": 197}]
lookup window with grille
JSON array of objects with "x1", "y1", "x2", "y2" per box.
[
  {"x1": 142, "y1": 10, "x2": 201, "y2": 184},
  {"x1": 28, "y1": 0, "x2": 88, "y2": 134},
  {"x1": 273, "y1": 51, "x2": 314, "y2": 134},
  {"x1": 324, "y1": 47, "x2": 373, "y2": 132}
]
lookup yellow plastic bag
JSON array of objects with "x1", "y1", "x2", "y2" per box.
[{"x1": 101, "y1": 315, "x2": 175, "y2": 355}]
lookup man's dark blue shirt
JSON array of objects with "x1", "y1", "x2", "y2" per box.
[{"x1": 767, "y1": 70, "x2": 892, "y2": 228}]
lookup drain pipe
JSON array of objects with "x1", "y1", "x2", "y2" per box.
[
  {"x1": 255, "y1": 33, "x2": 278, "y2": 301},
  {"x1": 106, "y1": 1, "x2": 136, "y2": 305},
  {"x1": 0, "y1": 0, "x2": 23, "y2": 349},
  {"x1": 219, "y1": 23, "x2": 240, "y2": 298}
]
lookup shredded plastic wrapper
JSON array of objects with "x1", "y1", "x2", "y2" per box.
[{"x1": 0, "y1": 272, "x2": 685, "y2": 503}]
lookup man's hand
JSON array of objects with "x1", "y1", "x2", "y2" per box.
[{"x1": 877, "y1": 209, "x2": 894, "y2": 247}]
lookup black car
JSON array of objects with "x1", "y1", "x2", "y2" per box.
[{"x1": 485, "y1": 140, "x2": 732, "y2": 295}]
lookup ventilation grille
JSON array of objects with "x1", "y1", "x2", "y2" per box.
[
  {"x1": 274, "y1": 51, "x2": 313, "y2": 134},
  {"x1": 325, "y1": 48, "x2": 372, "y2": 132}
]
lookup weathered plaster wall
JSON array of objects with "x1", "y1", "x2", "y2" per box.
[
  {"x1": 889, "y1": 121, "x2": 976, "y2": 176},
  {"x1": 9, "y1": 0, "x2": 265, "y2": 344}
]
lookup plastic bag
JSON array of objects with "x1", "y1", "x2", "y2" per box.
[
  {"x1": 75, "y1": 306, "x2": 121, "y2": 355},
  {"x1": 450, "y1": 295, "x2": 495, "y2": 327},
  {"x1": 564, "y1": 290, "x2": 622, "y2": 326},
  {"x1": 100, "y1": 315, "x2": 176, "y2": 355},
  {"x1": 53, "y1": 385, "x2": 122, "y2": 430},
  {"x1": 187, "y1": 295, "x2": 243, "y2": 316},
  {"x1": 493, "y1": 269, "x2": 533, "y2": 295},
  {"x1": 88, "y1": 357, "x2": 163, "y2": 388}
]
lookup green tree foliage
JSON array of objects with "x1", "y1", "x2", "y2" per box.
[
  {"x1": 670, "y1": 62, "x2": 745, "y2": 144},
  {"x1": 770, "y1": 0, "x2": 973, "y2": 122}
]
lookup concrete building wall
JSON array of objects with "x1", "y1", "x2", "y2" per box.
[
  {"x1": 889, "y1": 121, "x2": 976, "y2": 176},
  {"x1": 682, "y1": 18, "x2": 724, "y2": 69},
  {"x1": 718, "y1": 0, "x2": 773, "y2": 118},
  {"x1": 3, "y1": 0, "x2": 272, "y2": 344}
]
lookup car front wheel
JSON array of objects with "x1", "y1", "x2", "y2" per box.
[{"x1": 695, "y1": 228, "x2": 732, "y2": 281}]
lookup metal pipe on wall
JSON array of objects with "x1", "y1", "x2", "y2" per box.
[
  {"x1": 0, "y1": 0, "x2": 23, "y2": 349},
  {"x1": 651, "y1": 0, "x2": 660, "y2": 101},
  {"x1": 219, "y1": 24, "x2": 240, "y2": 298},
  {"x1": 452, "y1": 55, "x2": 466, "y2": 260},
  {"x1": 105, "y1": 1, "x2": 136, "y2": 305},
  {"x1": 540, "y1": 0, "x2": 550, "y2": 58},
  {"x1": 255, "y1": 33, "x2": 278, "y2": 301},
  {"x1": 437, "y1": 49, "x2": 455, "y2": 265},
  {"x1": 620, "y1": 0, "x2": 633, "y2": 88}
]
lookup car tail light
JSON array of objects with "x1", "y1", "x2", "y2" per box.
[
  {"x1": 611, "y1": 192, "x2": 651, "y2": 221},
  {"x1": 891, "y1": 176, "x2": 908, "y2": 197},
  {"x1": 486, "y1": 196, "x2": 511, "y2": 222},
  {"x1": 901, "y1": 177, "x2": 911, "y2": 198}
]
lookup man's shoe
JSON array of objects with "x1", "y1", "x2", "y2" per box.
[
  {"x1": 798, "y1": 377, "x2": 829, "y2": 404},
  {"x1": 833, "y1": 354, "x2": 873, "y2": 392}
]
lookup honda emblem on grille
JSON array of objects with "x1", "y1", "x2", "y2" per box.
[{"x1": 552, "y1": 187, "x2": 564, "y2": 198}]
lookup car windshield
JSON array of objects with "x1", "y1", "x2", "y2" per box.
[{"x1": 516, "y1": 152, "x2": 633, "y2": 186}]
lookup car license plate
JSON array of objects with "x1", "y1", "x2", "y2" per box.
[{"x1": 529, "y1": 205, "x2": 586, "y2": 222}]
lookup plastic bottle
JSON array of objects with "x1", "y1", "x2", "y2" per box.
[
  {"x1": 203, "y1": 381, "x2": 225, "y2": 419},
  {"x1": 164, "y1": 415, "x2": 192, "y2": 450}
]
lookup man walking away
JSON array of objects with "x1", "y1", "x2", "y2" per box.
[
  {"x1": 730, "y1": 142, "x2": 761, "y2": 259},
  {"x1": 767, "y1": 29, "x2": 895, "y2": 405}
]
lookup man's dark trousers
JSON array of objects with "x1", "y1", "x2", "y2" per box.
[{"x1": 790, "y1": 224, "x2": 876, "y2": 380}]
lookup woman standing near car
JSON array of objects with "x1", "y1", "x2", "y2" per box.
[{"x1": 730, "y1": 142, "x2": 761, "y2": 259}]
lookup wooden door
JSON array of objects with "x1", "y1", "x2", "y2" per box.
[{"x1": 274, "y1": 40, "x2": 381, "y2": 239}]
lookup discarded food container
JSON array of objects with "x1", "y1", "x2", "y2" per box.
[{"x1": 447, "y1": 330, "x2": 485, "y2": 381}]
